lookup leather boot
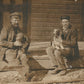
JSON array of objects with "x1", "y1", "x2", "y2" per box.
[
  {"x1": 58, "y1": 70, "x2": 67, "y2": 76},
  {"x1": 51, "y1": 68, "x2": 61, "y2": 74}
]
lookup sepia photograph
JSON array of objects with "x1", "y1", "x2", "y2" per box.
[{"x1": 0, "y1": 0, "x2": 84, "y2": 84}]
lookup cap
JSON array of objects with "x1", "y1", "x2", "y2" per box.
[
  {"x1": 10, "y1": 12, "x2": 21, "y2": 19},
  {"x1": 60, "y1": 15, "x2": 70, "y2": 20}
]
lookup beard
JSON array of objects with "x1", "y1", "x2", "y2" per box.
[{"x1": 12, "y1": 23, "x2": 19, "y2": 27}]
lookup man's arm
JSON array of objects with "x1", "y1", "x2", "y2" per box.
[
  {"x1": 0, "y1": 28, "x2": 14, "y2": 48},
  {"x1": 70, "y1": 29, "x2": 78, "y2": 46},
  {"x1": 62, "y1": 29, "x2": 78, "y2": 47}
]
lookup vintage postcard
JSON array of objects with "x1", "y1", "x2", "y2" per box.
[{"x1": 0, "y1": 0, "x2": 84, "y2": 84}]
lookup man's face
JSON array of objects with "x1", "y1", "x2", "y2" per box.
[
  {"x1": 61, "y1": 19, "x2": 70, "y2": 30},
  {"x1": 10, "y1": 16, "x2": 20, "y2": 27}
]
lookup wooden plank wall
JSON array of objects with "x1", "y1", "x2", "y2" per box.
[{"x1": 31, "y1": 0, "x2": 81, "y2": 42}]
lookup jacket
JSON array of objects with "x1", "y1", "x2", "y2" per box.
[
  {"x1": 51, "y1": 27, "x2": 79, "y2": 59},
  {"x1": 61, "y1": 27, "x2": 79, "y2": 59},
  {"x1": 0, "y1": 25, "x2": 30, "y2": 55}
]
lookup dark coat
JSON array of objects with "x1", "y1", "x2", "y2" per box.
[
  {"x1": 61, "y1": 27, "x2": 79, "y2": 59},
  {"x1": 0, "y1": 25, "x2": 30, "y2": 50},
  {"x1": 0, "y1": 25, "x2": 30, "y2": 61},
  {"x1": 51, "y1": 27, "x2": 79, "y2": 60}
]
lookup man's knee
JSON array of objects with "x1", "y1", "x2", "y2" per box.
[
  {"x1": 46, "y1": 46, "x2": 53, "y2": 54},
  {"x1": 20, "y1": 54, "x2": 28, "y2": 64},
  {"x1": 61, "y1": 48, "x2": 71, "y2": 56},
  {"x1": 54, "y1": 50, "x2": 61, "y2": 57}
]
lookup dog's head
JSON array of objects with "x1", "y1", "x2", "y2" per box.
[{"x1": 53, "y1": 29, "x2": 60, "y2": 37}]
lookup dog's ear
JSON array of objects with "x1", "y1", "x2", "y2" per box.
[{"x1": 56, "y1": 30, "x2": 60, "y2": 36}]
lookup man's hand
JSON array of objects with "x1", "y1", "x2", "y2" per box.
[
  {"x1": 8, "y1": 42, "x2": 14, "y2": 48},
  {"x1": 0, "y1": 41, "x2": 14, "y2": 48},
  {"x1": 0, "y1": 41, "x2": 7, "y2": 46},
  {"x1": 14, "y1": 41, "x2": 22, "y2": 47}
]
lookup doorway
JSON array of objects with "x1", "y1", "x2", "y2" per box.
[{"x1": 0, "y1": 0, "x2": 31, "y2": 35}]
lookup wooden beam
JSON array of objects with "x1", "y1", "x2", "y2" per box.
[
  {"x1": 0, "y1": 5, "x2": 24, "y2": 12},
  {"x1": 0, "y1": 12, "x2": 3, "y2": 31},
  {"x1": 7, "y1": 79, "x2": 84, "y2": 84},
  {"x1": 22, "y1": 0, "x2": 28, "y2": 33},
  {"x1": 27, "y1": 0, "x2": 32, "y2": 36}
]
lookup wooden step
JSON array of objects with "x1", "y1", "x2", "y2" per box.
[
  {"x1": 28, "y1": 41, "x2": 84, "y2": 70},
  {"x1": 28, "y1": 41, "x2": 84, "y2": 57},
  {"x1": 29, "y1": 41, "x2": 84, "y2": 51}
]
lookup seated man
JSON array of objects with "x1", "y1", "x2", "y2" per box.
[
  {"x1": 46, "y1": 16, "x2": 79, "y2": 75},
  {"x1": 0, "y1": 12, "x2": 30, "y2": 80}
]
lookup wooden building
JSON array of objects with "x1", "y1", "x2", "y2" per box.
[
  {"x1": 0, "y1": 0, "x2": 84, "y2": 42},
  {"x1": 31, "y1": 0, "x2": 84, "y2": 41},
  {"x1": 0, "y1": 1, "x2": 84, "y2": 82}
]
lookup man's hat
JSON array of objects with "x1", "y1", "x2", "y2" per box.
[
  {"x1": 60, "y1": 15, "x2": 70, "y2": 20},
  {"x1": 10, "y1": 12, "x2": 21, "y2": 19}
]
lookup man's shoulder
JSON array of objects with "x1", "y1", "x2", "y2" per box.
[
  {"x1": 8, "y1": 25, "x2": 14, "y2": 30},
  {"x1": 1, "y1": 27, "x2": 8, "y2": 33},
  {"x1": 2, "y1": 25, "x2": 13, "y2": 32}
]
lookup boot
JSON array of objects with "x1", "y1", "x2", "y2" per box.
[
  {"x1": 51, "y1": 68, "x2": 61, "y2": 74},
  {"x1": 58, "y1": 70, "x2": 67, "y2": 76}
]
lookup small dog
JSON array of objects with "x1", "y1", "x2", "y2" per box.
[{"x1": 52, "y1": 29, "x2": 64, "y2": 50}]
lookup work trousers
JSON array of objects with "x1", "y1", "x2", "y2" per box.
[{"x1": 46, "y1": 46, "x2": 71, "y2": 70}]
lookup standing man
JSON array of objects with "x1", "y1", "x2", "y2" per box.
[
  {"x1": 0, "y1": 12, "x2": 30, "y2": 80},
  {"x1": 46, "y1": 16, "x2": 79, "y2": 75}
]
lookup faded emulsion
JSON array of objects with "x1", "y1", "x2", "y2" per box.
[{"x1": 0, "y1": 0, "x2": 84, "y2": 84}]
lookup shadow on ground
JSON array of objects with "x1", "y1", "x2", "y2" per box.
[{"x1": 27, "y1": 57, "x2": 48, "y2": 81}]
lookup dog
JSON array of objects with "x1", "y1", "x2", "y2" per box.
[{"x1": 52, "y1": 29, "x2": 64, "y2": 50}]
